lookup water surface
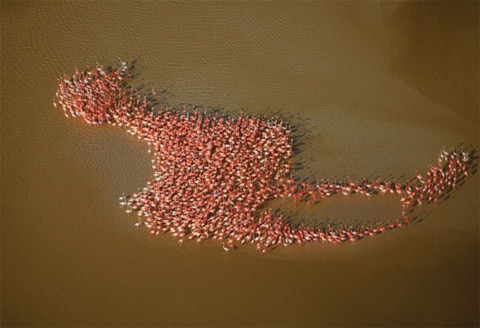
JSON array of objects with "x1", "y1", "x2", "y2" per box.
[{"x1": 1, "y1": 1, "x2": 478, "y2": 326}]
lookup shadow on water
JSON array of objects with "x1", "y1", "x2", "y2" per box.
[{"x1": 386, "y1": 1, "x2": 479, "y2": 123}]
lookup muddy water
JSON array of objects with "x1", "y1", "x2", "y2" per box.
[{"x1": 1, "y1": 1, "x2": 478, "y2": 326}]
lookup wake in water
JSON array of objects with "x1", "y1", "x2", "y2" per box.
[{"x1": 54, "y1": 63, "x2": 470, "y2": 252}]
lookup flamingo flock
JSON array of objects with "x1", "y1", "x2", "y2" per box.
[{"x1": 54, "y1": 64, "x2": 470, "y2": 252}]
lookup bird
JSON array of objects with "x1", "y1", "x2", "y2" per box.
[{"x1": 222, "y1": 242, "x2": 230, "y2": 252}]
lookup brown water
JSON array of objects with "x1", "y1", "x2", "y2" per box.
[{"x1": 1, "y1": 1, "x2": 479, "y2": 326}]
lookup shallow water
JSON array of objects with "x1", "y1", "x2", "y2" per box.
[{"x1": 1, "y1": 1, "x2": 478, "y2": 326}]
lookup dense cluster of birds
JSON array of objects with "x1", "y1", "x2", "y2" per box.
[{"x1": 55, "y1": 64, "x2": 470, "y2": 252}]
